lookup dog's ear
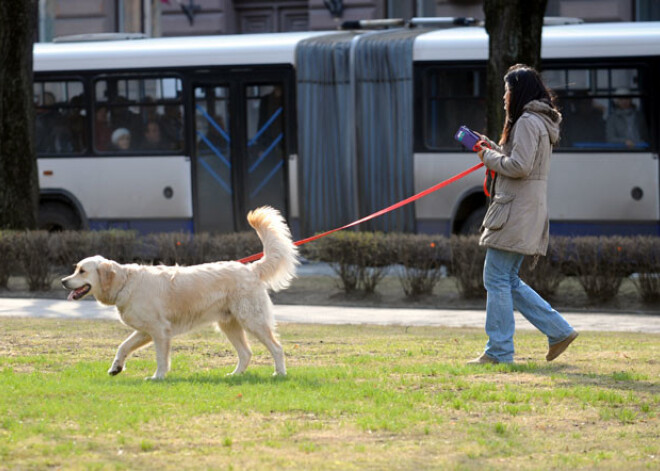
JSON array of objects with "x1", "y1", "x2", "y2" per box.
[
  {"x1": 97, "y1": 261, "x2": 118, "y2": 304},
  {"x1": 98, "y1": 261, "x2": 115, "y2": 291}
]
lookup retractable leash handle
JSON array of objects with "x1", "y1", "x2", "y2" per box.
[
  {"x1": 473, "y1": 139, "x2": 490, "y2": 153},
  {"x1": 454, "y1": 126, "x2": 496, "y2": 198},
  {"x1": 473, "y1": 139, "x2": 496, "y2": 198}
]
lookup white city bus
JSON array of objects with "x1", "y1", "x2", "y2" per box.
[{"x1": 32, "y1": 21, "x2": 659, "y2": 237}]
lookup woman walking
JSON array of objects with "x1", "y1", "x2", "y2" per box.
[{"x1": 469, "y1": 64, "x2": 578, "y2": 364}]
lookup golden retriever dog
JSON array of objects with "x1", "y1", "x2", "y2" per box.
[{"x1": 62, "y1": 206, "x2": 298, "y2": 380}]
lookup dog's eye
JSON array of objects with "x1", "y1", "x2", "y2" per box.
[{"x1": 79, "y1": 268, "x2": 85, "y2": 274}]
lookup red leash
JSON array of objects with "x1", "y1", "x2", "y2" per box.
[
  {"x1": 473, "y1": 139, "x2": 496, "y2": 198},
  {"x1": 237, "y1": 162, "x2": 485, "y2": 264}
]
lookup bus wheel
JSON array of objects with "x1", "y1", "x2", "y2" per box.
[
  {"x1": 459, "y1": 206, "x2": 487, "y2": 235},
  {"x1": 38, "y1": 202, "x2": 80, "y2": 232}
]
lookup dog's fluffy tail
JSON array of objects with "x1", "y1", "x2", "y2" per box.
[{"x1": 247, "y1": 206, "x2": 299, "y2": 292}]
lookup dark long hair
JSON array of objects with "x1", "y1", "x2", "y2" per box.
[{"x1": 500, "y1": 64, "x2": 557, "y2": 145}]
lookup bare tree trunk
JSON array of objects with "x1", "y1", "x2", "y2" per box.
[
  {"x1": 484, "y1": 0, "x2": 548, "y2": 139},
  {"x1": 0, "y1": 0, "x2": 39, "y2": 229}
]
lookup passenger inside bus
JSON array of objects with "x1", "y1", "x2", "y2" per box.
[
  {"x1": 111, "y1": 128, "x2": 131, "y2": 151},
  {"x1": 67, "y1": 94, "x2": 86, "y2": 152},
  {"x1": 141, "y1": 120, "x2": 167, "y2": 150},
  {"x1": 606, "y1": 88, "x2": 649, "y2": 149},
  {"x1": 95, "y1": 106, "x2": 112, "y2": 151},
  {"x1": 36, "y1": 92, "x2": 63, "y2": 153},
  {"x1": 110, "y1": 96, "x2": 142, "y2": 141},
  {"x1": 141, "y1": 95, "x2": 160, "y2": 123},
  {"x1": 560, "y1": 93, "x2": 606, "y2": 148},
  {"x1": 160, "y1": 105, "x2": 184, "y2": 151}
]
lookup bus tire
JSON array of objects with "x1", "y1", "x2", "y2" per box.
[
  {"x1": 38, "y1": 202, "x2": 80, "y2": 231},
  {"x1": 459, "y1": 206, "x2": 487, "y2": 235}
]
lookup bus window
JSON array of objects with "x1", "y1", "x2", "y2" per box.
[
  {"x1": 34, "y1": 80, "x2": 86, "y2": 155},
  {"x1": 423, "y1": 68, "x2": 486, "y2": 150},
  {"x1": 544, "y1": 67, "x2": 651, "y2": 150},
  {"x1": 93, "y1": 76, "x2": 184, "y2": 153}
]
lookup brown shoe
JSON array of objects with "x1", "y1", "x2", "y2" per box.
[
  {"x1": 546, "y1": 331, "x2": 579, "y2": 361},
  {"x1": 467, "y1": 353, "x2": 499, "y2": 365}
]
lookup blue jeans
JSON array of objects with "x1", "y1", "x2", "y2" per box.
[{"x1": 482, "y1": 247, "x2": 575, "y2": 363}]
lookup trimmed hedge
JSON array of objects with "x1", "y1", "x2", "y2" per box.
[
  {"x1": 14, "y1": 231, "x2": 55, "y2": 291},
  {"x1": 0, "y1": 230, "x2": 658, "y2": 306},
  {"x1": 143, "y1": 231, "x2": 261, "y2": 266},
  {"x1": 303, "y1": 231, "x2": 391, "y2": 293},
  {"x1": 304, "y1": 232, "x2": 659, "y2": 305},
  {"x1": 630, "y1": 236, "x2": 660, "y2": 303},
  {"x1": 519, "y1": 236, "x2": 571, "y2": 299},
  {"x1": 390, "y1": 233, "x2": 450, "y2": 297},
  {"x1": 449, "y1": 235, "x2": 486, "y2": 299},
  {"x1": 49, "y1": 230, "x2": 139, "y2": 268},
  {"x1": 569, "y1": 236, "x2": 631, "y2": 303},
  {"x1": 0, "y1": 232, "x2": 16, "y2": 288}
]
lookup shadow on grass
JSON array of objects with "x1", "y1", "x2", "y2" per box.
[
  {"x1": 115, "y1": 368, "x2": 338, "y2": 390},
  {"x1": 476, "y1": 361, "x2": 660, "y2": 394},
  {"x1": 113, "y1": 371, "x2": 283, "y2": 386},
  {"x1": 106, "y1": 356, "x2": 658, "y2": 397}
]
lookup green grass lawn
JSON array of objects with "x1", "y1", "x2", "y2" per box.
[{"x1": 0, "y1": 318, "x2": 658, "y2": 470}]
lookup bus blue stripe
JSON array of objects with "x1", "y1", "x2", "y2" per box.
[
  {"x1": 248, "y1": 107, "x2": 282, "y2": 147},
  {"x1": 89, "y1": 219, "x2": 194, "y2": 234},
  {"x1": 549, "y1": 221, "x2": 660, "y2": 237},
  {"x1": 195, "y1": 105, "x2": 231, "y2": 143},
  {"x1": 199, "y1": 158, "x2": 232, "y2": 194},
  {"x1": 196, "y1": 131, "x2": 230, "y2": 168},
  {"x1": 248, "y1": 133, "x2": 283, "y2": 173},
  {"x1": 416, "y1": 220, "x2": 659, "y2": 237},
  {"x1": 250, "y1": 160, "x2": 283, "y2": 199}
]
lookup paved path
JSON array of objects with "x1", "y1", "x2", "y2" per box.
[{"x1": 0, "y1": 297, "x2": 658, "y2": 333}]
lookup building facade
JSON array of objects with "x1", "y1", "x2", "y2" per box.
[{"x1": 39, "y1": 0, "x2": 660, "y2": 42}]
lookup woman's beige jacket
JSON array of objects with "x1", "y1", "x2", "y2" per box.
[{"x1": 479, "y1": 100, "x2": 562, "y2": 256}]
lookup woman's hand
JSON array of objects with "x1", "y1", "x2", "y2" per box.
[
  {"x1": 474, "y1": 140, "x2": 488, "y2": 162},
  {"x1": 474, "y1": 133, "x2": 491, "y2": 162}
]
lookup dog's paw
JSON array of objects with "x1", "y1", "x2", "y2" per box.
[
  {"x1": 273, "y1": 371, "x2": 287, "y2": 377},
  {"x1": 108, "y1": 365, "x2": 123, "y2": 376},
  {"x1": 145, "y1": 374, "x2": 165, "y2": 381}
]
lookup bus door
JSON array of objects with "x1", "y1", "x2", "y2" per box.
[
  {"x1": 192, "y1": 72, "x2": 290, "y2": 233},
  {"x1": 193, "y1": 84, "x2": 234, "y2": 233}
]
